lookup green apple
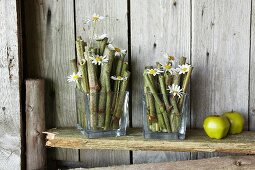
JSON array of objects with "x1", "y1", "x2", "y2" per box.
[
  {"x1": 203, "y1": 115, "x2": 230, "y2": 139},
  {"x1": 223, "y1": 111, "x2": 244, "y2": 134}
]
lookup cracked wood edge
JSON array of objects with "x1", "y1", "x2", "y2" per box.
[{"x1": 44, "y1": 128, "x2": 255, "y2": 154}]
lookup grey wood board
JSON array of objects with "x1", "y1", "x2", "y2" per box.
[
  {"x1": 130, "y1": 0, "x2": 191, "y2": 163},
  {"x1": 0, "y1": 0, "x2": 22, "y2": 169},
  {"x1": 191, "y1": 0, "x2": 251, "y2": 159},
  {"x1": 23, "y1": 0, "x2": 79, "y2": 161}
]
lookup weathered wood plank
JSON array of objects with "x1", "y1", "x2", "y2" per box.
[
  {"x1": 0, "y1": 0, "x2": 22, "y2": 169},
  {"x1": 191, "y1": 0, "x2": 251, "y2": 159},
  {"x1": 45, "y1": 128, "x2": 255, "y2": 154},
  {"x1": 24, "y1": 0, "x2": 78, "y2": 161},
  {"x1": 75, "y1": 0, "x2": 130, "y2": 167},
  {"x1": 69, "y1": 156, "x2": 255, "y2": 170},
  {"x1": 250, "y1": 0, "x2": 255, "y2": 131},
  {"x1": 70, "y1": 156, "x2": 255, "y2": 170},
  {"x1": 130, "y1": 0, "x2": 191, "y2": 164},
  {"x1": 26, "y1": 79, "x2": 46, "y2": 170}
]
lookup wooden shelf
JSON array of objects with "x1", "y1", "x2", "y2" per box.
[{"x1": 44, "y1": 128, "x2": 255, "y2": 154}]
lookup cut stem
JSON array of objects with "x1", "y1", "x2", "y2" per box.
[
  {"x1": 80, "y1": 59, "x2": 90, "y2": 93},
  {"x1": 112, "y1": 71, "x2": 130, "y2": 129},
  {"x1": 76, "y1": 36, "x2": 86, "y2": 61},
  {"x1": 143, "y1": 71, "x2": 171, "y2": 132},
  {"x1": 102, "y1": 47, "x2": 115, "y2": 130},
  {"x1": 84, "y1": 47, "x2": 100, "y2": 130}
]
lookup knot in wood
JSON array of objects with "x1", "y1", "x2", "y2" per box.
[
  {"x1": 234, "y1": 160, "x2": 242, "y2": 166},
  {"x1": 173, "y1": 1, "x2": 177, "y2": 6}
]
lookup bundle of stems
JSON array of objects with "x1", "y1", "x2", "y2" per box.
[
  {"x1": 69, "y1": 35, "x2": 130, "y2": 131},
  {"x1": 143, "y1": 56, "x2": 193, "y2": 133}
]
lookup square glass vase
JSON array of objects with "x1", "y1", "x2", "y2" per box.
[
  {"x1": 143, "y1": 93, "x2": 189, "y2": 140},
  {"x1": 76, "y1": 88, "x2": 129, "y2": 138}
]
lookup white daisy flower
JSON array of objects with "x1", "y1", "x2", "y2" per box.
[
  {"x1": 94, "y1": 33, "x2": 108, "y2": 41},
  {"x1": 146, "y1": 68, "x2": 164, "y2": 76},
  {"x1": 85, "y1": 13, "x2": 105, "y2": 24},
  {"x1": 167, "y1": 84, "x2": 184, "y2": 98},
  {"x1": 163, "y1": 53, "x2": 175, "y2": 62},
  {"x1": 177, "y1": 64, "x2": 191, "y2": 74},
  {"x1": 110, "y1": 76, "x2": 128, "y2": 81},
  {"x1": 107, "y1": 44, "x2": 127, "y2": 56},
  {"x1": 67, "y1": 72, "x2": 82, "y2": 83},
  {"x1": 161, "y1": 63, "x2": 176, "y2": 74},
  {"x1": 89, "y1": 55, "x2": 109, "y2": 65}
]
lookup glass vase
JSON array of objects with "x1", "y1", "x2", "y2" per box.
[
  {"x1": 76, "y1": 88, "x2": 129, "y2": 138},
  {"x1": 143, "y1": 93, "x2": 189, "y2": 140}
]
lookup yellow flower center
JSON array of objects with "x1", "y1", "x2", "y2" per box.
[
  {"x1": 149, "y1": 69, "x2": 157, "y2": 74},
  {"x1": 115, "y1": 48, "x2": 121, "y2": 52},
  {"x1": 92, "y1": 16, "x2": 99, "y2": 21},
  {"x1": 182, "y1": 67, "x2": 188, "y2": 72},
  {"x1": 168, "y1": 56, "x2": 175, "y2": 60},
  {"x1": 117, "y1": 76, "x2": 123, "y2": 80},
  {"x1": 164, "y1": 65, "x2": 171, "y2": 70},
  {"x1": 73, "y1": 75, "x2": 79, "y2": 80},
  {"x1": 95, "y1": 56, "x2": 102, "y2": 62}
]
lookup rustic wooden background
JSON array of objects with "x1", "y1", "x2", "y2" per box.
[
  {"x1": 1, "y1": 0, "x2": 255, "y2": 169},
  {"x1": 0, "y1": 0, "x2": 22, "y2": 169}
]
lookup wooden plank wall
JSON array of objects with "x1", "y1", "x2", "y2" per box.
[
  {"x1": 131, "y1": 0, "x2": 191, "y2": 163},
  {"x1": 22, "y1": 0, "x2": 254, "y2": 168},
  {"x1": 24, "y1": 0, "x2": 79, "y2": 162},
  {"x1": 191, "y1": 0, "x2": 251, "y2": 159},
  {"x1": 0, "y1": 0, "x2": 22, "y2": 169}
]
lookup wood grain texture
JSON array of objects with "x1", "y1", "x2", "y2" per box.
[
  {"x1": 191, "y1": 0, "x2": 251, "y2": 159},
  {"x1": 250, "y1": 0, "x2": 255, "y2": 131},
  {"x1": 0, "y1": 0, "x2": 22, "y2": 169},
  {"x1": 70, "y1": 156, "x2": 255, "y2": 170},
  {"x1": 130, "y1": 0, "x2": 191, "y2": 163},
  {"x1": 26, "y1": 79, "x2": 46, "y2": 170},
  {"x1": 45, "y1": 128, "x2": 255, "y2": 154},
  {"x1": 23, "y1": 0, "x2": 78, "y2": 161},
  {"x1": 75, "y1": 0, "x2": 130, "y2": 167}
]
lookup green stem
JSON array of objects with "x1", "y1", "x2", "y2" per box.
[
  {"x1": 98, "y1": 86, "x2": 106, "y2": 128},
  {"x1": 159, "y1": 75, "x2": 171, "y2": 113},
  {"x1": 102, "y1": 48, "x2": 115, "y2": 130},
  {"x1": 165, "y1": 73, "x2": 173, "y2": 87},
  {"x1": 121, "y1": 62, "x2": 128, "y2": 76},
  {"x1": 84, "y1": 47, "x2": 100, "y2": 130},
  {"x1": 80, "y1": 59, "x2": 90, "y2": 93},
  {"x1": 116, "y1": 55, "x2": 125, "y2": 76},
  {"x1": 112, "y1": 61, "x2": 128, "y2": 115},
  {"x1": 96, "y1": 38, "x2": 108, "y2": 56},
  {"x1": 155, "y1": 102, "x2": 166, "y2": 132},
  {"x1": 143, "y1": 71, "x2": 171, "y2": 132},
  {"x1": 76, "y1": 36, "x2": 86, "y2": 61},
  {"x1": 178, "y1": 67, "x2": 193, "y2": 110},
  {"x1": 144, "y1": 76, "x2": 157, "y2": 128},
  {"x1": 173, "y1": 57, "x2": 186, "y2": 85},
  {"x1": 170, "y1": 112, "x2": 181, "y2": 133},
  {"x1": 112, "y1": 71, "x2": 130, "y2": 129}
]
